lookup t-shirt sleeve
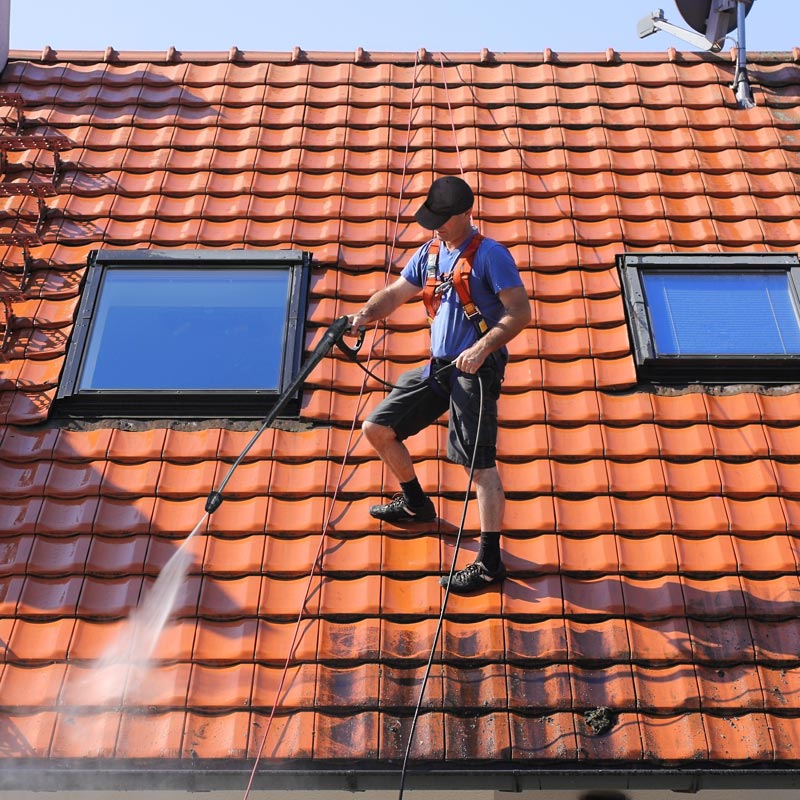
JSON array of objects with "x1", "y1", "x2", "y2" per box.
[
  {"x1": 400, "y1": 244, "x2": 428, "y2": 288},
  {"x1": 483, "y1": 241, "x2": 524, "y2": 293}
]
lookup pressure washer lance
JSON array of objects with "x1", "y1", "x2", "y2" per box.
[{"x1": 204, "y1": 315, "x2": 363, "y2": 515}]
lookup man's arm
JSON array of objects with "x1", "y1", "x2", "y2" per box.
[
  {"x1": 454, "y1": 285, "x2": 531, "y2": 374},
  {"x1": 347, "y1": 276, "x2": 421, "y2": 335}
]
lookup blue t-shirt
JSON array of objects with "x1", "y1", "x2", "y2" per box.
[{"x1": 401, "y1": 229, "x2": 524, "y2": 360}]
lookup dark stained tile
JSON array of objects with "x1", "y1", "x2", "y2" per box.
[
  {"x1": 577, "y1": 710, "x2": 644, "y2": 761},
  {"x1": 380, "y1": 663, "x2": 443, "y2": 710},
  {"x1": 696, "y1": 664, "x2": 765, "y2": 711},
  {"x1": 639, "y1": 713, "x2": 708, "y2": 761},
  {"x1": 688, "y1": 618, "x2": 755, "y2": 664},
  {"x1": 570, "y1": 662, "x2": 635, "y2": 711},
  {"x1": 442, "y1": 663, "x2": 507, "y2": 712},
  {"x1": 0, "y1": 499, "x2": 43, "y2": 535},
  {"x1": 445, "y1": 711, "x2": 511, "y2": 760},
  {"x1": 567, "y1": 618, "x2": 631, "y2": 663},
  {"x1": 704, "y1": 713, "x2": 773, "y2": 761},
  {"x1": 316, "y1": 663, "x2": 380, "y2": 709},
  {"x1": 680, "y1": 575, "x2": 746, "y2": 618},
  {"x1": 0, "y1": 535, "x2": 34, "y2": 575},
  {"x1": 441, "y1": 618, "x2": 504, "y2": 662},
  {"x1": 380, "y1": 711, "x2": 445, "y2": 760},
  {"x1": 315, "y1": 710, "x2": 379, "y2": 759},
  {"x1": 317, "y1": 618, "x2": 379, "y2": 662},
  {"x1": 509, "y1": 711, "x2": 577, "y2": 760}
]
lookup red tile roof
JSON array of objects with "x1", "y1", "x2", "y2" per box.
[{"x1": 1, "y1": 45, "x2": 800, "y2": 793}]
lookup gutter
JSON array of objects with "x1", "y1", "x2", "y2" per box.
[{"x1": 3, "y1": 760, "x2": 800, "y2": 796}]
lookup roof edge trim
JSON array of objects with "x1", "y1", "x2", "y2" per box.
[{"x1": 7, "y1": 47, "x2": 800, "y2": 66}]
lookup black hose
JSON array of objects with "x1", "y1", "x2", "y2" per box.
[
  {"x1": 206, "y1": 316, "x2": 352, "y2": 513},
  {"x1": 397, "y1": 372, "x2": 484, "y2": 800}
]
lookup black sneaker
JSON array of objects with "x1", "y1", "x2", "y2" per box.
[
  {"x1": 369, "y1": 493, "x2": 436, "y2": 523},
  {"x1": 440, "y1": 560, "x2": 506, "y2": 594}
]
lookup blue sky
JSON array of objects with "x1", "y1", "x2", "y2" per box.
[{"x1": 9, "y1": 0, "x2": 798, "y2": 54}]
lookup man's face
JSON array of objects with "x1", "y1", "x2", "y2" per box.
[{"x1": 433, "y1": 209, "x2": 472, "y2": 242}]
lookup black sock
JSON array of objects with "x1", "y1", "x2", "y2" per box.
[
  {"x1": 400, "y1": 477, "x2": 426, "y2": 508},
  {"x1": 478, "y1": 532, "x2": 501, "y2": 571}
]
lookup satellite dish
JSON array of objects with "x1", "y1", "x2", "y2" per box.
[
  {"x1": 675, "y1": 0, "x2": 753, "y2": 43},
  {"x1": 637, "y1": 0, "x2": 757, "y2": 108}
]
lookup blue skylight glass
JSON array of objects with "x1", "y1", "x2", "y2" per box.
[
  {"x1": 642, "y1": 270, "x2": 800, "y2": 356},
  {"x1": 79, "y1": 268, "x2": 291, "y2": 390}
]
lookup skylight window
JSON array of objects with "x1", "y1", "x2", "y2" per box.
[
  {"x1": 58, "y1": 249, "x2": 311, "y2": 417},
  {"x1": 619, "y1": 253, "x2": 800, "y2": 382}
]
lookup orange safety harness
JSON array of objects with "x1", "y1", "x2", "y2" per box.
[{"x1": 422, "y1": 232, "x2": 489, "y2": 337}]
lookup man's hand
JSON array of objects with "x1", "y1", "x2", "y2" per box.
[
  {"x1": 454, "y1": 285, "x2": 531, "y2": 374},
  {"x1": 454, "y1": 341, "x2": 489, "y2": 374},
  {"x1": 347, "y1": 313, "x2": 367, "y2": 337}
]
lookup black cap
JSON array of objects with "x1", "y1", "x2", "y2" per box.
[{"x1": 414, "y1": 175, "x2": 474, "y2": 230}]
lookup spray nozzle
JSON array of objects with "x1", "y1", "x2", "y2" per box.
[{"x1": 205, "y1": 490, "x2": 223, "y2": 514}]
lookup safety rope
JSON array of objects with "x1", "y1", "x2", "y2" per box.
[{"x1": 240, "y1": 53, "x2": 424, "y2": 800}]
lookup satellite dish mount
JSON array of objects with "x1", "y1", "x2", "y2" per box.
[{"x1": 638, "y1": 0, "x2": 756, "y2": 109}]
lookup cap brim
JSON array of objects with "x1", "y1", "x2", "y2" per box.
[{"x1": 414, "y1": 202, "x2": 451, "y2": 230}]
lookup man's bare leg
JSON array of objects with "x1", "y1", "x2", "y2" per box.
[{"x1": 363, "y1": 420, "x2": 435, "y2": 521}]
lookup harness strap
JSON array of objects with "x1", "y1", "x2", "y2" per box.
[{"x1": 422, "y1": 233, "x2": 489, "y2": 337}]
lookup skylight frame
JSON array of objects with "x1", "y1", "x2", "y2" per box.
[
  {"x1": 57, "y1": 248, "x2": 312, "y2": 418},
  {"x1": 618, "y1": 252, "x2": 800, "y2": 383}
]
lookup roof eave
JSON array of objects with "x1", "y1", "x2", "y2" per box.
[{"x1": 4, "y1": 759, "x2": 800, "y2": 795}]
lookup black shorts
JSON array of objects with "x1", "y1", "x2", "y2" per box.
[{"x1": 366, "y1": 356, "x2": 504, "y2": 469}]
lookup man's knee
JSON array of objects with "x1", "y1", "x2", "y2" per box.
[
  {"x1": 469, "y1": 465, "x2": 503, "y2": 489},
  {"x1": 363, "y1": 419, "x2": 395, "y2": 447}
]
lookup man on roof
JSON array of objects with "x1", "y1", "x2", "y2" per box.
[{"x1": 348, "y1": 175, "x2": 531, "y2": 594}]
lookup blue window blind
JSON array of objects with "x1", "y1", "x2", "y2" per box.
[
  {"x1": 79, "y1": 268, "x2": 291, "y2": 391},
  {"x1": 642, "y1": 271, "x2": 800, "y2": 356}
]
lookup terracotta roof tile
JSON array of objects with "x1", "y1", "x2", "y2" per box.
[
  {"x1": 2, "y1": 46, "x2": 800, "y2": 782},
  {"x1": 674, "y1": 535, "x2": 737, "y2": 575}
]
